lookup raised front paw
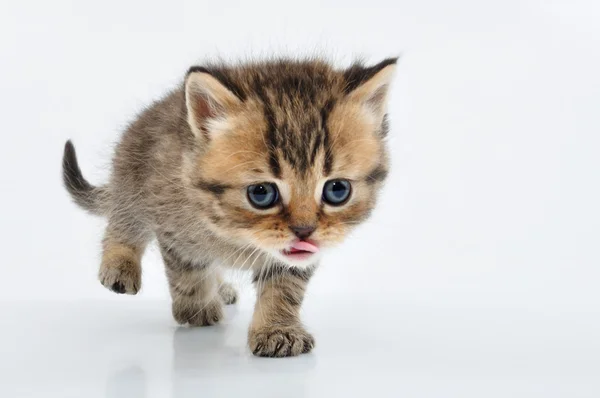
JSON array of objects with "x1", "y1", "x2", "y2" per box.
[
  {"x1": 249, "y1": 325, "x2": 315, "y2": 357},
  {"x1": 99, "y1": 256, "x2": 141, "y2": 295},
  {"x1": 172, "y1": 299, "x2": 223, "y2": 327}
]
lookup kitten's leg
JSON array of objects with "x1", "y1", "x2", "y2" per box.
[
  {"x1": 99, "y1": 221, "x2": 147, "y2": 295},
  {"x1": 216, "y1": 270, "x2": 238, "y2": 305},
  {"x1": 248, "y1": 266, "x2": 315, "y2": 357},
  {"x1": 160, "y1": 244, "x2": 223, "y2": 326}
]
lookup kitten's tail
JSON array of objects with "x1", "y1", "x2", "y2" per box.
[{"x1": 62, "y1": 140, "x2": 107, "y2": 216}]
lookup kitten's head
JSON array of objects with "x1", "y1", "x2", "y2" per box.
[{"x1": 183, "y1": 58, "x2": 396, "y2": 268}]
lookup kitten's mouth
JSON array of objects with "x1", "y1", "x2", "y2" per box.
[{"x1": 281, "y1": 240, "x2": 319, "y2": 261}]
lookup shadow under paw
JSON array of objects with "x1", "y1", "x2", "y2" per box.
[{"x1": 249, "y1": 326, "x2": 315, "y2": 357}]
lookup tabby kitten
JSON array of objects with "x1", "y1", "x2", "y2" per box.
[{"x1": 62, "y1": 57, "x2": 396, "y2": 357}]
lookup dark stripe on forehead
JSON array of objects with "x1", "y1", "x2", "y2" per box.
[
  {"x1": 310, "y1": 99, "x2": 335, "y2": 174},
  {"x1": 321, "y1": 99, "x2": 335, "y2": 175},
  {"x1": 309, "y1": 130, "x2": 322, "y2": 167},
  {"x1": 253, "y1": 80, "x2": 282, "y2": 178},
  {"x1": 249, "y1": 72, "x2": 338, "y2": 176},
  {"x1": 195, "y1": 179, "x2": 232, "y2": 195}
]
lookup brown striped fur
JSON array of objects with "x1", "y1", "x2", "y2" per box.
[
  {"x1": 250, "y1": 268, "x2": 314, "y2": 357},
  {"x1": 62, "y1": 57, "x2": 396, "y2": 357}
]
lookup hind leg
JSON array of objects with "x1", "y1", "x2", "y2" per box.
[
  {"x1": 99, "y1": 219, "x2": 149, "y2": 295},
  {"x1": 216, "y1": 269, "x2": 238, "y2": 305}
]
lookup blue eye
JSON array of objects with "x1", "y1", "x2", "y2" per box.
[
  {"x1": 323, "y1": 179, "x2": 351, "y2": 205},
  {"x1": 247, "y1": 183, "x2": 279, "y2": 209}
]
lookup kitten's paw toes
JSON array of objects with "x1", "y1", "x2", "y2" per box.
[
  {"x1": 99, "y1": 259, "x2": 141, "y2": 295},
  {"x1": 173, "y1": 300, "x2": 223, "y2": 327},
  {"x1": 219, "y1": 283, "x2": 238, "y2": 305},
  {"x1": 249, "y1": 326, "x2": 315, "y2": 357}
]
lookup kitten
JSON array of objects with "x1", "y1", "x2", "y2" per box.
[{"x1": 62, "y1": 57, "x2": 396, "y2": 357}]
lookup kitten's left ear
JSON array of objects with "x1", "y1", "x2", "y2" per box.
[
  {"x1": 343, "y1": 57, "x2": 398, "y2": 124},
  {"x1": 184, "y1": 67, "x2": 242, "y2": 139}
]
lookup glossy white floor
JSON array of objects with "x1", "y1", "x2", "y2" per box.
[
  {"x1": 1, "y1": 285, "x2": 599, "y2": 398},
  {"x1": 2, "y1": 0, "x2": 600, "y2": 397}
]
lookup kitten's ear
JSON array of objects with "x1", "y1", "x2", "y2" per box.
[
  {"x1": 343, "y1": 57, "x2": 398, "y2": 123},
  {"x1": 184, "y1": 67, "x2": 242, "y2": 139}
]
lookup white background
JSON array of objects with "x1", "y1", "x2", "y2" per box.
[{"x1": 0, "y1": 1, "x2": 599, "y2": 397}]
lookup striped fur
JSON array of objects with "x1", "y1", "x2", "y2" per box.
[
  {"x1": 250, "y1": 266, "x2": 314, "y2": 357},
  {"x1": 62, "y1": 57, "x2": 396, "y2": 357}
]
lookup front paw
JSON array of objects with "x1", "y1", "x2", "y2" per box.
[
  {"x1": 249, "y1": 325, "x2": 315, "y2": 357},
  {"x1": 172, "y1": 299, "x2": 223, "y2": 327},
  {"x1": 99, "y1": 257, "x2": 141, "y2": 295}
]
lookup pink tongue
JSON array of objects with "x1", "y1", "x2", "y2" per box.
[{"x1": 291, "y1": 240, "x2": 319, "y2": 253}]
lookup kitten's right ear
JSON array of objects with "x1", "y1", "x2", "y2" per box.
[{"x1": 184, "y1": 67, "x2": 242, "y2": 139}]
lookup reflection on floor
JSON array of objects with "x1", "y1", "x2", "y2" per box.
[{"x1": 0, "y1": 295, "x2": 598, "y2": 398}]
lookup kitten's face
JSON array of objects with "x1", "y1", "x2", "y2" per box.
[{"x1": 185, "y1": 60, "x2": 395, "y2": 267}]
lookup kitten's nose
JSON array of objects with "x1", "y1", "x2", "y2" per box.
[{"x1": 290, "y1": 225, "x2": 316, "y2": 240}]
